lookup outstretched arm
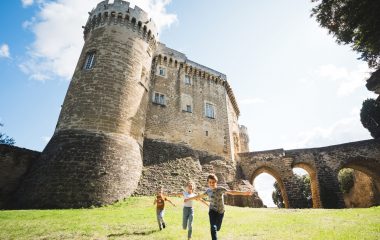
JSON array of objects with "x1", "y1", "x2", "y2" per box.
[
  {"x1": 153, "y1": 198, "x2": 157, "y2": 205},
  {"x1": 184, "y1": 193, "x2": 207, "y2": 202},
  {"x1": 169, "y1": 192, "x2": 183, "y2": 197},
  {"x1": 198, "y1": 198, "x2": 209, "y2": 207},
  {"x1": 225, "y1": 190, "x2": 253, "y2": 196},
  {"x1": 166, "y1": 198, "x2": 176, "y2": 207}
]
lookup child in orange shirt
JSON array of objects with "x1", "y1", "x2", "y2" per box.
[{"x1": 153, "y1": 187, "x2": 176, "y2": 230}]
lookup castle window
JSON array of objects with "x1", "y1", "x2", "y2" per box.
[
  {"x1": 205, "y1": 131, "x2": 208, "y2": 136},
  {"x1": 84, "y1": 52, "x2": 95, "y2": 70},
  {"x1": 157, "y1": 66, "x2": 166, "y2": 77},
  {"x1": 153, "y1": 92, "x2": 166, "y2": 105},
  {"x1": 186, "y1": 105, "x2": 192, "y2": 113},
  {"x1": 205, "y1": 102, "x2": 215, "y2": 119},
  {"x1": 184, "y1": 75, "x2": 191, "y2": 85}
]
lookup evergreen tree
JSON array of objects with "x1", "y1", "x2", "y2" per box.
[{"x1": 0, "y1": 123, "x2": 15, "y2": 145}]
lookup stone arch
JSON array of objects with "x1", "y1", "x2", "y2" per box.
[
  {"x1": 340, "y1": 158, "x2": 380, "y2": 206},
  {"x1": 293, "y1": 162, "x2": 321, "y2": 208},
  {"x1": 250, "y1": 166, "x2": 289, "y2": 208}
]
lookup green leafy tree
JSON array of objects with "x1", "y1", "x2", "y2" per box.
[
  {"x1": 298, "y1": 175, "x2": 313, "y2": 208},
  {"x1": 272, "y1": 182, "x2": 285, "y2": 208},
  {"x1": 360, "y1": 98, "x2": 380, "y2": 138},
  {"x1": 338, "y1": 168, "x2": 355, "y2": 193},
  {"x1": 311, "y1": 0, "x2": 380, "y2": 68},
  {"x1": 0, "y1": 123, "x2": 15, "y2": 145}
]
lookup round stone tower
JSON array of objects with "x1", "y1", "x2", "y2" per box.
[{"x1": 14, "y1": 0, "x2": 157, "y2": 208}]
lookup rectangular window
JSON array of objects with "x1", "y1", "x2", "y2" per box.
[
  {"x1": 184, "y1": 75, "x2": 191, "y2": 85},
  {"x1": 84, "y1": 52, "x2": 95, "y2": 70},
  {"x1": 186, "y1": 105, "x2": 192, "y2": 113},
  {"x1": 153, "y1": 92, "x2": 166, "y2": 105},
  {"x1": 158, "y1": 66, "x2": 166, "y2": 77},
  {"x1": 205, "y1": 103, "x2": 215, "y2": 118}
]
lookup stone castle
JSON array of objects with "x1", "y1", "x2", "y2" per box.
[{"x1": 0, "y1": 0, "x2": 379, "y2": 209}]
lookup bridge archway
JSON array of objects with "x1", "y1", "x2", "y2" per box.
[
  {"x1": 250, "y1": 166, "x2": 289, "y2": 208},
  {"x1": 340, "y1": 158, "x2": 380, "y2": 207},
  {"x1": 292, "y1": 163, "x2": 321, "y2": 208}
]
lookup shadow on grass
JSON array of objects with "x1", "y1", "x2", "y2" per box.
[{"x1": 107, "y1": 229, "x2": 159, "y2": 237}]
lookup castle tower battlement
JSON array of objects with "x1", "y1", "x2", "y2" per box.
[
  {"x1": 154, "y1": 43, "x2": 240, "y2": 116},
  {"x1": 84, "y1": 0, "x2": 157, "y2": 48},
  {"x1": 14, "y1": 0, "x2": 157, "y2": 209}
]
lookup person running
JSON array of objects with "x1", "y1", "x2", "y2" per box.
[
  {"x1": 153, "y1": 187, "x2": 175, "y2": 230},
  {"x1": 185, "y1": 174, "x2": 253, "y2": 240}
]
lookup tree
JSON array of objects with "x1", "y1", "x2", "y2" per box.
[
  {"x1": 298, "y1": 175, "x2": 313, "y2": 208},
  {"x1": 311, "y1": 0, "x2": 380, "y2": 68},
  {"x1": 271, "y1": 175, "x2": 312, "y2": 208},
  {"x1": 338, "y1": 168, "x2": 354, "y2": 193},
  {"x1": 360, "y1": 98, "x2": 380, "y2": 138},
  {"x1": 0, "y1": 123, "x2": 15, "y2": 145},
  {"x1": 272, "y1": 181, "x2": 285, "y2": 208}
]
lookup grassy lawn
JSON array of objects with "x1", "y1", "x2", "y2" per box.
[{"x1": 0, "y1": 196, "x2": 379, "y2": 239}]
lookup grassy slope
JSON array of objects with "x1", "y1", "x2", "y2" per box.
[{"x1": 0, "y1": 197, "x2": 379, "y2": 240}]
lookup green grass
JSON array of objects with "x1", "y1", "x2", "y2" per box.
[{"x1": 0, "y1": 197, "x2": 379, "y2": 239}]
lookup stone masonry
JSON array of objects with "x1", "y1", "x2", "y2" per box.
[
  {"x1": 239, "y1": 139, "x2": 380, "y2": 208},
  {"x1": 0, "y1": 145, "x2": 40, "y2": 209},
  {"x1": 1, "y1": 0, "x2": 379, "y2": 210}
]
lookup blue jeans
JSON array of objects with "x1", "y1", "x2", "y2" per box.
[
  {"x1": 183, "y1": 207, "x2": 194, "y2": 238},
  {"x1": 208, "y1": 210, "x2": 224, "y2": 240},
  {"x1": 156, "y1": 209, "x2": 165, "y2": 229}
]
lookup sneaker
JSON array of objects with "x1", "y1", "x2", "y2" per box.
[{"x1": 162, "y1": 223, "x2": 166, "y2": 229}]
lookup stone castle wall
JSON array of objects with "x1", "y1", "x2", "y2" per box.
[
  {"x1": 144, "y1": 43, "x2": 239, "y2": 160},
  {"x1": 0, "y1": 145, "x2": 40, "y2": 209},
  {"x1": 134, "y1": 138, "x2": 263, "y2": 208},
  {"x1": 12, "y1": 0, "x2": 158, "y2": 209}
]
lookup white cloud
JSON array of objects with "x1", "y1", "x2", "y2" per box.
[
  {"x1": 0, "y1": 44, "x2": 10, "y2": 58},
  {"x1": 240, "y1": 97, "x2": 265, "y2": 105},
  {"x1": 284, "y1": 109, "x2": 372, "y2": 149},
  {"x1": 22, "y1": 0, "x2": 34, "y2": 7},
  {"x1": 316, "y1": 64, "x2": 371, "y2": 97},
  {"x1": 20, "y1": 0, "x2": 177, "y2": 81}
]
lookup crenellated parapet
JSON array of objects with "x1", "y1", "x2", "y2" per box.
[
  {"x1": 153, "y1": 43, "x2": 241, "y2": 116},
  {"x1": 84, "y1": 0, "x2": 158, "y2": 49}
]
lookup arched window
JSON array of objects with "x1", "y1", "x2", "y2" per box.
[{"x1": 84, "y1": 51, "x2": 96, "y2": 70}]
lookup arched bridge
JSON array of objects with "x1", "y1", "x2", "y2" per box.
[{"x1": 238, "y1": 139, "x2": 380, "y2": 208}]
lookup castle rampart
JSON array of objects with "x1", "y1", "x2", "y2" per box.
[{"x1": 12, "y1": 0, "x2": 158, "y2": 209}]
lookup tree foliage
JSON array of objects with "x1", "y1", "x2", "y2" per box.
[
  {"x1": 360, "y1": 98, "x2": 380, "y2": 138},
  {"x1": 0, "y1": 123, "x2": 15, "y2": 146},
  {"x1": 272, "y1": 175, "x2": 312, "y2": 208},
  {"x1": 338, "y1": 168, "x2": 355, "y2": 194},
  {"x1": 272, "y1": 181, "x2": 285, "y2": 208},
  {"x1": 311, "y1": 0, "x2": 380, "y2": 68}
]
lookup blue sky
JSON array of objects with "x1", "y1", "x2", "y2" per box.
[{"x1": 0, "y1": 0, "x2": 376, "y2": 207}]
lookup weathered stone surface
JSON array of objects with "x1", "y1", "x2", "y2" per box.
[
  {"x1": 343, "y1": 170, "x2": 380, "y2": 207},
  {"x1": 239, "y1": 139, "x2": 380, "y2": 208},
  {"x1": 0, "y1": 145, "x2": 40, "y2": 209},
  {"x1": 12, "y1": 0, "x2": 157, "y2": 209},
  {"x1": 134, "y1": 139, "x2": 263, "y2": 208}
]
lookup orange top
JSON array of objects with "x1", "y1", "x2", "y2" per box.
[{"x1": 156, "y1": 194, "x2": 167, "y2": 210}]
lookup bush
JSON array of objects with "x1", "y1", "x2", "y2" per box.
[
  {"x1": 338, "y1": 168, "x2": 355, "y2": 194},
  {"x1": 360, "y1": 98, "x2": 380, "y2": 139}
]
